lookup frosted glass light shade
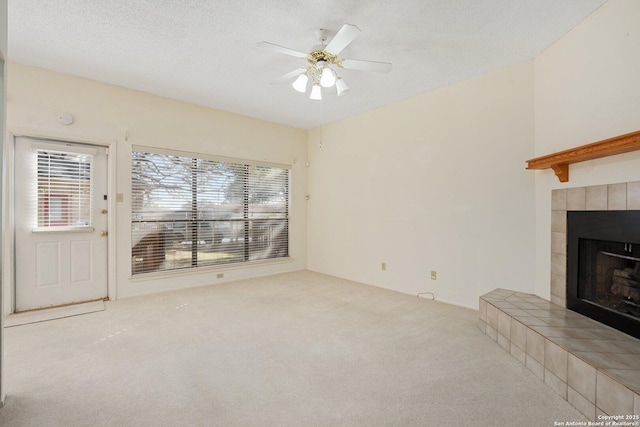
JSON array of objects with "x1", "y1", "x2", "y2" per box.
[
  {"x1": 320, "y1": 67, "x2": 336, "y2": 87},
  {"x1": 335, "y1": 78, "x2": 349, "y2": 96},
  {"x1": 292, "y1": 74, "x2": 308, "y2": 93},
  {"x1": 310, "y1": 84, "x2": 322, "y2": 100}
]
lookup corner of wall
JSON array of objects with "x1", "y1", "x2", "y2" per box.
[{"x1": 0, "y1": 0, "x2": 8, "y2": 408}]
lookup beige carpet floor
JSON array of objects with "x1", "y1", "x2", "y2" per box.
[{"x1": 0, "y1": 271, "x2": 585, "y2": 426}]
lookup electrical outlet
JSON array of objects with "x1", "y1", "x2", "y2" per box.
[
  {"x1": 381, "y1": 262, "x2": 386, "y2": 271},
  {"x1": 430, "y1": 271, "x2": 437, "y2": 280}
]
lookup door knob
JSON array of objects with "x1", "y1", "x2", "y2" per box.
[
  {"x1": 101, "y1": 209, "x2": 108, "y2": 214},
  {"x1": 100, "y1": 230, "x2": 108, "y2": 237}
]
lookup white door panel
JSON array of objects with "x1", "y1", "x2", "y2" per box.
[
  {"x1": 15, "y1": 137, "x2": 108, "y2": 311},
  {"x1": 36, "y1": 242, "x2": 60, "y2": 287},
  {"x1": 70, "y1": 240, "x2": 93, "y2": 283}
]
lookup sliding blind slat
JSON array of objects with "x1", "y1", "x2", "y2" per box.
[{"x1": 131, "y1": 150, "x2": 289, "y2": 275}]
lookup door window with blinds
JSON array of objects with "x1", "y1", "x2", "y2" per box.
[
  {"x1": 36, "y1": 149, "x2": 93, "y2": 230},
  {"x1": 131, "y1": 149, "x2": 289, "y2": 275}
]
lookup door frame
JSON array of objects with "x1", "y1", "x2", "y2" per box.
[{"x1": 4, "y1": 128, "x2": 117, "y2": 314}]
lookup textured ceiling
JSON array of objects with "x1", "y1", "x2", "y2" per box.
[{"x1": 8, "y1": 0, "x2": 607, "y2": 129}]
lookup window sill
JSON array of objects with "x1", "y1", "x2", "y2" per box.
[
  {"x1": 128, "y1": 256, "x2": 295, "y2": 282},
  {"x1": 32, "y1": 226, "x2": 94, "y2": 233}
]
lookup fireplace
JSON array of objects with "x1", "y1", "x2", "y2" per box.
[{"x1": 567, "y1": 210, "x2": 640, "y2": 339}]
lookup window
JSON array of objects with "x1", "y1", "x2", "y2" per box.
[
  {"x1": 37, "y1": 150, "x2": 92, "y2": 229},
  {"x1": 131, "y1": 149, "x2": 289, "y2": 275}
]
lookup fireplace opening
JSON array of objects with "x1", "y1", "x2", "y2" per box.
[{"x1": 567, "y1": 210, "x2": 640, "y2": 339}]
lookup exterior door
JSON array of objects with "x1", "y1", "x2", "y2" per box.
[{"x1": 14, "y1": 137, "x2": 108, "y2": 311}]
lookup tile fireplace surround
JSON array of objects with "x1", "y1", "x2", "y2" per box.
[
  {"x1": 479, "y1": 181, "x2": 640, "y2": 421},
  {"x1": 550, "y1": 181, "x2": 640, "y2": 307}
]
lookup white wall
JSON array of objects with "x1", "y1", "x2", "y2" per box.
[
  {"x1": 6, "y1": 63, "x2": 307, "y2": 302},
  {"x1": 6, "y1": 0, "x2": 638, "y2": 316},
  {"x1": 533, "y1": 0, "x2": 640, "y2": 298},
  {"x1": 307, "y1": 61, "x2": 536, "y2": 309},
  {"x1": 0, "y1": 0, "x2": 7, "y2": 407}
]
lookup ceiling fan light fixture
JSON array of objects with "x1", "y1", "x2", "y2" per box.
[
  {"x1": 335, "y1": 78, "x2": 349, "y2": 96},
  {"x1": 310, "y1": 84, "x2": 322, "y2": 100},
  {"x1": 320, "y1": 67, "x2": 336, "y2": 87},
  {"x1": 262, "y1": 24, "x2": 392, "y2": 101},
  {"x1": 292, "y1": 73, "x2": 308, "y2": 93}
]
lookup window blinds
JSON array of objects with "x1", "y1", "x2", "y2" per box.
[
  {"x1": 37, "y1": 150, "x2": 93, "y2": 229},
  {"x1": 131, "y1": 150, "x2": 289, "y2": 275}
]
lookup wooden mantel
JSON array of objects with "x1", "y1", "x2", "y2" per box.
[{"x1": 526, "y1": 130, "x2": 640, "y2": 182}]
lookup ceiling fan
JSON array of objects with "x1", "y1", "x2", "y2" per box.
[{"x1": 258, "y1": 24, "x2": 392, "y2": 100}]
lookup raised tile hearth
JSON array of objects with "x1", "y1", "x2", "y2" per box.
[{"x1": 479, "y1": 289, "x2": 640, "y2": 420}]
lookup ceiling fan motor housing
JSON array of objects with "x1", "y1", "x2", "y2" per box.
[{"x1": 307, "y1": 49, "x2": 339, "y2": 67}]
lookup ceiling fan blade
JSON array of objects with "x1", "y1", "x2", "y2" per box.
[
  {"x1": 269, "y1": 68, "x2": 307, "y2": 85},
  {"x1": 325, "y1": 24, "x2": 360, "y2": 55},
  {"x1": 258, "y1": 42, "x2": 308, "y2": 59},
  {"x1": 340, "y1": 59, "x2": 393, "y2": 73}
]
